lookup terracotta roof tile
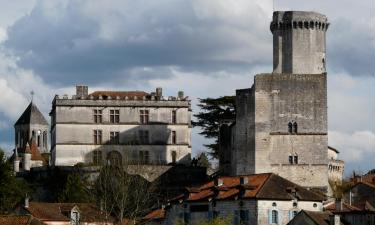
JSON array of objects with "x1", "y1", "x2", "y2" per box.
[
  {"x1": 0, "y1": 215, "x2": 39, "y2": 225},
  {"x1": 19, "y1": 141, "x2": 45, "y2": 162}
]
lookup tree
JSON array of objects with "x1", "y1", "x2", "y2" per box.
[
  {"x1": 94, "y1": 163, "x2": 158, "y2": 223},
  {"x1": 58, "y1": 172, "x2": 90, "y2": 203},
  {"x1": 0, "y1": 149, "x2": 30, "y2": 214},
  {"x1": 192, "y1": 96, "x2": 236, "y2": 158},
  {"x1": 197, "y1": 152, "x2": 211, "y2": 168}
]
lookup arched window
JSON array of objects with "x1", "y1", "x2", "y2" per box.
[
  {"x1": 107, "y1": 151, "x2": 122, "y2": 166},
  {"x1": 288, "y1": 122, "x2": 293, "y2": 133},
  {"x1": 37, "y1": 130, "x2": 41, "y2": 147},
  {"x1": 43, "y1": 131, "x2": 47, "y2": 148},
  {"x1": 293, "y1": 122, "x2": 298, "y2": 134},
  {"x1": 294, "y1": 154, "x2": 298, "y2": 164}
]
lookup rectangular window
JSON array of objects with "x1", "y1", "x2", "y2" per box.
[
  {"x1": 93, "y1": 130, "x2": 102, "y2": 144},
  {"x1": 172, "y1": 110, "x2": 177, "y2": 124},
  {"x1": 110, "y1": 110, "x2": 120, "y2": 123},
  {"x1": 93, "y1": 109, "x2": 103, "y2": 123},
  {"x1": 140, "y1": 110, "x2": 149, "y2": 124},
  {"x1": 93, "y1": 150, "x2": 102, "y2": 164},
  {"x1": 139, "y1": 130, "x2": 149, "y2": 144},
  {"x1": 139, "y1": 151, "x2": 149, "y2": 164},
  {"x1": 110, "y1": 132, "x2": 120, "y2": 144},
  {"x1": 294, "y1": 155, "x2": 298, "y2": 164},
  {"x1": 289, "y1": 155, "x2": 293, "y2": 164},
  {"x1": 171, "y1": 131, "x2": 176, "y2": 144}
]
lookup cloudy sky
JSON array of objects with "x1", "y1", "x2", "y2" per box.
[{"x1": 0, "y1": 0, "x2": 374, "y2": 176}]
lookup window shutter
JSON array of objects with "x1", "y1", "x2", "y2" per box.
[
  {"x1": 278, "y1": 211, "x2": 282, "y2": 225},
  {"x1": 268, "y1": 210, "x2": 273, "y2": 224}
]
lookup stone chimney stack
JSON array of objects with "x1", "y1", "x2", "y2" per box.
[
  {"x1": 76, "y1": 85, "x2": 88, "y2": 98},
  {"x1": 271, "y1": 11, "x2": 329, "y2": 74},
  {"x1": 156, "y1": 87, "x2": 163, "y2": 99}
]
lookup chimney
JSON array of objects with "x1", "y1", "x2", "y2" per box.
[
  {"x1": 214, "y1": 178, "x2": 224, "y2": 187},
  {"x1": 335, "y1": 198, "x2": 343, "y2": 212},
  {"x1": 240, "y1": 177, "x2": 248, "y2": 185},
  {"x1": 24, "y1": 196, "x2": 29, "y2": 208},
  {"x1": 330, "y1": 214, "x2": 341, "y2": 225},
  {"x1": 156, "y1": 87, "x2": 163, "y2": 98},
  {"x1": 178, "y1": 91, "x2": 184, "y2": 99},
  {"x1": 76, "y1": 85, "x2": 88, "y2": 98}
]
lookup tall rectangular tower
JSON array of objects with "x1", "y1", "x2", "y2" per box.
[{"x1": 228, "y1": 11, "x2": 329, "y2": 192}]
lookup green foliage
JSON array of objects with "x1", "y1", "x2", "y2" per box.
[
  {"x1": 197, "y1": 152, "x2": 211, "y2": 168},
  {"x1": 199, "y1": 217, "x2": 232, "y2": 225},
  {"x1": 58, "y1": 172, "x2": 90, "y2": 203},
  {"x1": 192, "y1": 96, "x2": 236, "y2": 158},
  {"x1": 0, "y1": 149, "x2": 30, "y2": 214}
]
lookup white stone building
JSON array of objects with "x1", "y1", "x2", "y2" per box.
[
  {"x1": 50, "y1": 86, "x2": 192, "y2": 166},
  {"x1": 145, "y1": 173, "x2": 324, "y2": 225}
]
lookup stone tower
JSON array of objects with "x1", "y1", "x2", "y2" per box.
[
  {"x1": 14, "y1": 101, "x2": 49, "y2": 153},
  {"x1": 220, "y1": 11, "x2": 329, "y2": 192},
  {"x1": 271, "y1": 11, "x2": 328, "y2": 74}
]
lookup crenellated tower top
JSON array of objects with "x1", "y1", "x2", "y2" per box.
[{"x1": 271, "y1": 11, "x2": 329, "y2": 74}]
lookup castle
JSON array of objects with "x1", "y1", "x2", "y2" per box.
[{"x1": 219, "y1": 11, "x2": 344, "y2": 193}]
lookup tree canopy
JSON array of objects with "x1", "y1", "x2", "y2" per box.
[
  {"x1": 58, "y1": 172, "x2": 90, "y2": 203},
  {"x1": 192, "y1": 96, "x2": 235, "y2": 158},
  {"x1": 0, "y1": 149, "x2": 30, "y2": 214}
]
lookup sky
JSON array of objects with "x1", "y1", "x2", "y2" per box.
[{"x1": 0, "y1": 0, "x2": 374, "y2": 177}]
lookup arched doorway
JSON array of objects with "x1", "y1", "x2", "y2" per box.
[{"x1": 107, "y1": 151, "x2": 122, "y2": 166}]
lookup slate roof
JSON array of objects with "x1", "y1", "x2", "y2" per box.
[
  {"x1": 24, "y1": 202, "x2": 113, "y2": 223},
  {"x1": 0, "y1": 215, "x2": 44, "y2": 225},
  {"x1": 15, "y1": 102, "x2": 48, "y2": 126},
  {"x1": 303, "y1": 211, "x2": 333, "y2": 225},
  {"x1": 171, "y1": 173, "x2": 324, "y2": 203}
]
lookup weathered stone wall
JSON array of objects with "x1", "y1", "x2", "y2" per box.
[
  {"x1": 51, "y1": 99, "x2": 191, "y2": 166},
  {"x1": 271, "y1": 11, "x2": 328, "y2": 74},
  {"x1": 253, "y1": 73, "x2": 328, "y2": 190},
  {"x1": 232, "y1": 88, "x2": 256, "y2": 175}
]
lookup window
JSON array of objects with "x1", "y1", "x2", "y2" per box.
[
  {"x1": 171, "y1": 131, "x2": 176, "y2": 144},
  {"x1": 139, "y1": 130, "x2": 149, "y2": 144},
  {"x1": 288, "y1": 122, "x2": 293, "y2": 133},
  {"x1": 271, "y1": 210, "x2": 278, "y2": 224},
  {"x1": 289, "y1": 154, "x2": 298, "y2": 164},
  {"x1": 93, "y1": 150, "x2": 102, "y2": 164},
  {"x1": 37, "y1": 130, "x2": 41, "y2": 147},
  {"x1": 171, "y1": 151, "x2": 177, "y2": 164},
  {"x1": 110, "y1": 132, "x2": 120, "y2": 144},
  {"x1": 93, "y1": 109, "x2": 103, "y2": 123},
  {"x1": 93, "y1": 130, "x2": 102, "y2": 144},
  {"x1": 293, "y1": 122, "x2": 298, "y2": 133},
  {"x1": 139, "y1": 151, "x2": 149, "y2": 164},
  {"x1": 43, "y1": 131, "x2": 47, "y2": 148},
  {"x1": 110, "y1": 110, "x2": 120, "y2": 123},
  {"x1": 107, "y1": 151, "x2": 122, "y2": 166},
  {"x1": 289, "y1": 210, "x2": 298, "y2": 221},
  {"x1": 172, "y1": 110, "x2": 177, "y2": 124},
  {"x1": 140, "y1": 110, "x2": 149, "y2": 124}
]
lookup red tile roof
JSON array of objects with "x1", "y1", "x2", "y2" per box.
[
  {"x1": 171, "y1": 173, "x2": 324, "y2": 203},
  {"x1": 0, "y1": 215, "x2": 43, "y2": 225},
  {"x1": 25, "y1": 202, "x2": 113, "y2": 223},
  {"x1": 144, "y1": 209, "x2": 166, "y2": 221},
  {"x1": 324, "y1": 202, "x2": 361, "y2": 212}
]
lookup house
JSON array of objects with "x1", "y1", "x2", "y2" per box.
[
  {"x1": 146, "y1": 173, "x2": 325, "y2": 225},
  {"x1": 287, "y1": 210, "x2": 344, "y2": 225},
  {"x1": 17, "y1": 202, "x2": 114, "y2": 225},
  {"x1": 50, "y1": 86, "x2": 192, "y2": 166},
  {"x1": 343, "y1": 182, "x2": 375, "y2": 209},
  {"x1": 0, "y1": 215, "x2": 44, "y2": 225}
]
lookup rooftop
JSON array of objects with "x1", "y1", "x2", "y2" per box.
[{"x1": 15, "y1": 102, "x2": 48, "y2": 126}]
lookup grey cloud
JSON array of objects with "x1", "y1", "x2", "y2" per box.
[{"x1": 3, "y1": 0, "x2": 271, "y2": 86}]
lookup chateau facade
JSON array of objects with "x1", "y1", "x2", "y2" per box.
[
  {"x1": 219, "y1": 11, "x2": 344, "y2": 192},
  {"x1": 50, "y1": 86, "x2": 192, "y2": 166}
]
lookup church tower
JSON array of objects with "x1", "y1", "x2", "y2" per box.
[
  {"x1": 224, "y1": 11, "x2": 329, "y2": 192},
  {"x1": 14, "y1": 101, "x2": 49, "y2": 153}
]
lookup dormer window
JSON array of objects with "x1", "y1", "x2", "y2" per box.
[{"x1": 71, "y1": 209, "x2": 80, "y2": 225}]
